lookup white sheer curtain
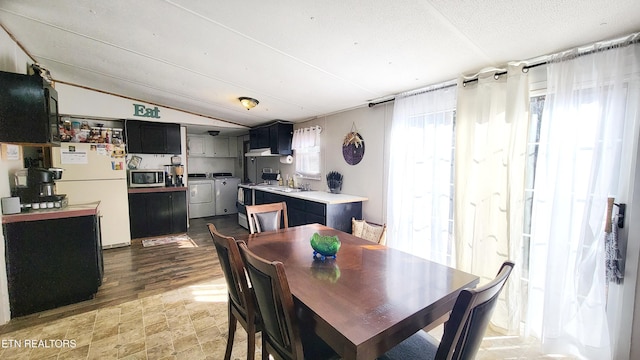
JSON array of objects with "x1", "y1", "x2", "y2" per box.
[
  {"x1": 386, "y1": 83, "x2": 457, "y2": 265},
  {"x1": 528, "y1": 37, "x2": 640, "y2": 359},
  {"x1": 454, "y1": 64, "x2": 529, "y2": 333},
  {"x1": 292, "y1": 126, "x2": 321, "y2": 179}
]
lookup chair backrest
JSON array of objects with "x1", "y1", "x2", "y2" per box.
[
  {"x1": 436, "y1": 261, "x2": 515, "y2": 360},
  {"x1": 207, "y1": 223, "x2": 255, "y2": 320},
  {"x1": 352, "y1": 217, "x2": 387, "y2": 245},
  {"x1": 246, "y1": 202, "x2": 289, "y2": 234},
  {"x1": 238, "y1": 241, "x2": 304, "y2": 360}
]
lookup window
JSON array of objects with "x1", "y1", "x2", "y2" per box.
[
  {"x1": 292, "y1": 126, "x2": 321, "y2": 179},
  {"x1": 386, "y1": 83, "x2": 457, "y2": 266},
  {"x1": 521, "y1": 94, "x2": 544, "y2": 321}
]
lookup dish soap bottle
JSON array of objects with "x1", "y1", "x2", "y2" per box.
[
  {"x1": 277, "y1": 173, "x2": 283, "y2": 186},
  {"x1": 288, "y1": 176, "x2": 294, "y2": 188}
]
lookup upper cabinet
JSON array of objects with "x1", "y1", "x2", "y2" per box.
[
  {"x1": 212, "y1": 137, "x2": 230, "y2": 157},
  {"x1": 249, "y1": 126, "x2": 270, "y2": 149},
  {"x1": 0, "y1": 70, "x2": 61, "y2": 146},
  {"x1": 125, "y1": 120, "x2": 181, "y2": 154},
  {"x1": 249, "y1": 121, "x2": 293, "y2": 155},
  {"x1": 187, "y1": 135, "x2": 206, "y2": 156},
  {"x1": 187, "y1": 135, "x2": 238, "y2": 158}
]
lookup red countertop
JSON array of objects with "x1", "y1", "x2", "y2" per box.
[
  {"x1": 2, "y1": 201, "x2": 100, "y2": 224},
  {"x1": 128, "y1": 186, "x2": 188, "y2": 194}
]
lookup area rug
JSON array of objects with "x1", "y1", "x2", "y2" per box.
[{"x1": 142, "y1": 234, "x2": 198, "y2": 247}]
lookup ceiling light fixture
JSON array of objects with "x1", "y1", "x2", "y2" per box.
[{"x1": 239, "y1": 97, "x2": 259, "y2": 110}]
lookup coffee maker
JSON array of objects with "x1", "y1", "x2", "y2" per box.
[
  {"x1": 174, "y1": 165, "x2": 184, "y2": 187},
  {"x1": 163, "y1": 165, "x2": 174, "y2": 186},
  {"x1": 14, "y1": 168, "x2": 67, "y2": 210},
  {"x1": 171, "y1": 156, "x2": 183, "y2": 187}
]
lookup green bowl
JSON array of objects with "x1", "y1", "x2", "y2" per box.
[{"x1": 310, "y1": 233, "x2": 341, "y2": 259}]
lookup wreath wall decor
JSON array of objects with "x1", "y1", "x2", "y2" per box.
[{"x1": 342, "y1": 124, "x2": 365, "y2": 165}]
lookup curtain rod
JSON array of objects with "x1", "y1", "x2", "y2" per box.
[
  {"x1": 461, "y1": 70, "x2": 507, "y2": 87},
  {"x1": 368, "y1": 83, "x2": 456, "y2": 108},
  {"x1": 465, "y1": 35, "x2": 639, "y2": 85},
  {"x1": 520, "y1": 35, "x2": 640, "y2": 74},
  {"x1": 369, "y1": 33, "x2": 639, "y2": 107}
]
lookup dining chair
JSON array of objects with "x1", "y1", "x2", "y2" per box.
[
  {"x1": 238, "y1": 241, "x2": 339, "y2": 360},
  {"x1": 246, "y1": 202, "x2": 289, "y2": 234},
  {"x1": 352, "y1": 217, "x2": 387, "y2": 245},
  {"x1": 207, "y1": 223, "x2": 261, "y2": 360},
  {"x1": 378, "y1": 261, "x2": 515, "y2": 360}
]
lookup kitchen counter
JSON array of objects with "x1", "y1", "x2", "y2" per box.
[
  {"x1": 1, "y1": 201, "x2": 100, "y2": 224},
  {"x1": 128, "y1": 186, "x2": 188, "y2": 194},
  {"x1": 239, "y1": 184, "x2": 367, "y2": 205}
]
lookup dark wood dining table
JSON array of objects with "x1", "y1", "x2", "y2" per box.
[{"x1": 244, "y1": 223, "x2": 479, "y2": 360}]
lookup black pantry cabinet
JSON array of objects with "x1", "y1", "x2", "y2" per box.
[
  {"x1": 128, "y1": 190, "x2": 187, "y2": 239},
  {"x1": 125, "y1": 119, "x2": 181, "y2": 154}
]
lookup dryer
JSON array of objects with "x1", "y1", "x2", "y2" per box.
[{"x1": 188, "y1": 174, "x2": 215, "y2": 218}]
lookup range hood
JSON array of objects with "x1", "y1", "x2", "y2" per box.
[{"x1": 244, "y1": 148, "x2": 280, "y2": 157}]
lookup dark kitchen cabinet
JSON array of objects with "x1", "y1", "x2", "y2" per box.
[
  {"x1": 3, "y1": 215, "x2": 103, "y2": 317},
  {"x1": 269, "y1": 121, "x2": 293, "y2": 155},
  {"x1": 0, "y1": 70, "x2": 61, "y2": 145},
  {"x1": 254, "y1": 189, "x2": 362, "y2": 233},
  {"x1": 128, "y1": 190, "x2": 187, "y2": 239},
  {"x1": 125, "y1": 119, "x2": 181, "y2": 154},
  {"x1": 249, "y1": 121, "x2": 293, "y2": 155},
  {"x1": 249, "y1": 126, "x2": 270, "y2": 149}
]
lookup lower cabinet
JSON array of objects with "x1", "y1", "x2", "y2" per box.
[
  {"x1": 129, "y1": 190, "x2": 187, "y2": 238},
  {"x1": 3, "y1": 215, "x2": 103, "y2": 317},
  {"x1": 254, "y1": 190, "x2": 362, "y2": 233}
]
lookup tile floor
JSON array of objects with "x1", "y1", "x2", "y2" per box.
[
  {"x1": 0, "y1": 278, "x2": 253, "y2": 360},
  {"x1": 0, "y1": 276, "x2": 573, "y2": 360}
]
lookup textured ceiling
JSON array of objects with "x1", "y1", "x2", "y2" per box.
[{"x1": 1, "y1": 0, "x2": 638, "y2": 134}]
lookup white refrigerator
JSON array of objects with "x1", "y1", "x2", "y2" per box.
[{"x1": 52, "y1": 143, "x2": 131, "y2": 248}]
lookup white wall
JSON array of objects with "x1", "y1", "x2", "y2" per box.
[
  {"x1": 287, "y1": 104, "x2": 393, "y2": 225},
  {"x1": 55, "y1": 83, "x2": 247, "y2": 131},
  {"x1": 187, "y1": 157, "x2": 235, "y2": 176}
]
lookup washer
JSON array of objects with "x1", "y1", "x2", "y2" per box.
[{"x1": 188, "y1": 174, "x2": 215, "y2": 218}]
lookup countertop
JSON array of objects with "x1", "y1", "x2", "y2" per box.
[
  {"x1": 128, "y1": 186, "x2": 188, "y2": 194},
  {"x1": 2, "y1": 201, "x2": 100, "y2": 224},
  {"x1": 240, "y1": 184, "x2": 368, "y2": 205}
]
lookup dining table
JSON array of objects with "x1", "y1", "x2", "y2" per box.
[{"x1": 243, "y1": 223, "x2": 480, "y2": 360}]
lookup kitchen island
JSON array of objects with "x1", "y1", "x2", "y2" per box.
[
  {"x1": 2, "y1": 201, "x2": 103, "y2": 317},
  {"x1": 239, "y1": 184, "x2": 367, "y2": 233}
]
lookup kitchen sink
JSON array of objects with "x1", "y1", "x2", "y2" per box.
[{"x1": 267, "y1": 187, "x2": 302, "y2": 193}]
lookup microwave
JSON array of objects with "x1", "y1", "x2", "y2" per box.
[{"x1": 129, "y1": 170, "x2": 165, "y2": 188}]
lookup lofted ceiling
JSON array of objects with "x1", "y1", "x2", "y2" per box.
[{"x1": 1, "y1": 0, "x2": 639, "y2": 135}]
